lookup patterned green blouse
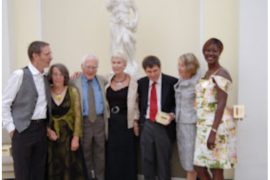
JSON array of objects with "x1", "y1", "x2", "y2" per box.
[{"x1": 50, "y1": 85, "x2": 82, "y2": 138}]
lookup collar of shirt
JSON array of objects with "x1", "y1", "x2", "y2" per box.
[
  {"x1": 149, "y1": 74, "x2": 162, "y2": 87},
  {"x1": 175, "y1": 70, "x2": 202, "y2": 88},
  {"x1": 28, "y1": 63, "x2": 45, "y2": 76},
  {"x1": 82, "y1": 74, "x2": 97, "y2": 83},
  {"x1": 81, "y1": 74, "x2": 88, "y2": 83}
]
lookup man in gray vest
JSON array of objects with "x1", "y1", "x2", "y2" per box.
[
  {"x1": 72, "y1": 54, "x2": 109, "y2": 180},
  {"x1": 2, "y1": 41, "x2": 52, "y2": 180}
]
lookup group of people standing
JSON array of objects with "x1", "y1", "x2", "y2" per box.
[{"x1": 2, "y1": 37, "x2": 237, "y2": 180}]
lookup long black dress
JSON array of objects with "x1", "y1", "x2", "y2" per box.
[
  {"x1": 106, "y1": 86, "x2": 137, "y2": 180},
  {"x1": 47, "y1": 87, "x2": 86, "y2": 180}
]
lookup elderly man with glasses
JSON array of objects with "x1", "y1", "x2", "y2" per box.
[{"x1": 71, "y1": 54, "x2": 109, "y2": 180}]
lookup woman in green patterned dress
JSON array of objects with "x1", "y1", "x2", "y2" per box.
[
  {"x1": 46, "y1": 63, "x2": 86, "y2": 180},
  {"x1": 193, "y1": 38, "x2": 237, "y2": 180}
]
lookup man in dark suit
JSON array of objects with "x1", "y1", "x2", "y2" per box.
[{"x1": 137, "y1": 55, "x2": 178, "y2": 180}]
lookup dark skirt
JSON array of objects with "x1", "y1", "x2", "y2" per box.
[
  {"x1": 106, "y1": 113, "x2": 137, "y2": 180},
  {"x1": 47, "y1": 121, "x2": 86, "y2": 180}
]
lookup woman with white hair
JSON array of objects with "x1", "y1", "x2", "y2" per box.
[{"x1": 105, "y1": 53, "x2": 139, "y2": 180}]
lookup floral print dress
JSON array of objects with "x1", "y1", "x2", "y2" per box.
[{"x1": 193, "y1": 75, "x2": 237, "y2": 169}]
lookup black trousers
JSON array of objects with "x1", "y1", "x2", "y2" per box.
[
  {"x1": 12, "y1": 120, "x2": 47, "y2": 180},
  {"x1": 140, "y1": 120, "x2": 172, "y2": 180}
]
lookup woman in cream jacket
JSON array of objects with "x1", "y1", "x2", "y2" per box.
[{"x1": 105, "y1": 53, "x2": 139, "y2": 180}]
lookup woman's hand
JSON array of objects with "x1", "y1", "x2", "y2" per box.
[
  {"x1": 207, "y1": 130, "x2": 217, "y2": 150},
  {"x1": 168, "y1": 112, "x2": 176, "y2": 123},
  {"x1": 71, "y1": 136, "x2": 79, "y2": 151},
  {"x1": 133, "y1": 120, "x2": 139, "y2": 136},
  {"x1": 47, "y1": 127, "x2": 58, "y2": 141}
]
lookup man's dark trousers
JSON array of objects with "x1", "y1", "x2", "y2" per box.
[{"x1": 12, "y1": 120, "x2": 47, "y2": 180}]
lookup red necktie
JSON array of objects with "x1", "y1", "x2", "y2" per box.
[{"x1": 150, "y1": 82, "x2": 157, "y2": 121}]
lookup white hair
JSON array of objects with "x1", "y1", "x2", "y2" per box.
[
  {"x1": 81, "y1": 54, "x2": 99, "y2": 66},
  {"x1": 111, "y1": 51, "x2": 128, "y2": 63}
]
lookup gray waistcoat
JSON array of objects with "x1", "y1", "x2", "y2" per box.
[{"x1": 11, "y1": 67, "x2": 50, "y2": 133}]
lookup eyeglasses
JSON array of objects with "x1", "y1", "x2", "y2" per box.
[{"x1": 84, "y1": 65, "x2": 98, "y2": 71}]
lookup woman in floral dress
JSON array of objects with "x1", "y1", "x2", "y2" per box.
[{"x1": 193, "y1": 38, "x2": 237, "y2": 180}]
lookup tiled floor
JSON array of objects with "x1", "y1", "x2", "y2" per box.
[
  {"x1": 138, "y1": 175, "x2": 185, "y2": 180},
  {"x1": 138, "y1": 175, "x2": 233, "y2": 180},
  {"x1": 138, "y1": 175, "x2": 232, "y2": 180}
]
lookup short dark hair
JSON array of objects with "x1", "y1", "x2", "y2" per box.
[
  {"x1": 202, "y1": 38, "x2": 224, "y2": 54},
  {"x1": 142, "y1": 55, "x2": 161, "y2": 70},
  {"x1": 48, "y1": 63, "x2": 70, "y2": 86},
  {"x1": 28, "y1": 41, "x2": 49, "y2": 61}
]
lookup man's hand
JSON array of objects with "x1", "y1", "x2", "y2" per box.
[
  {"x1": 70, "y1": 72, "x2": 82, "y2": 80},
  {"x1": 9, "y1": 130, "x2": 15, "y2": 138},
  {"x1": 133, "y1": 120, "x2": 140, "y2": 136},
  {"x1": 71, "y1": 136, "x2": 79, "y2": 151}
]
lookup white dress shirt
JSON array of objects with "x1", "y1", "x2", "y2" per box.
[
  {"x1": 2, "y1": 63, "x2": 48, "y2": 133},
  {"x1": 146, "y1": 75, "x2": 162, "y2": 119}
]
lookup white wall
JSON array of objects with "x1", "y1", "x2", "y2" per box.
[
  {"x1": 42, "y1": 0, "x2": 201, "y2": 78},
  {"x1": 203, "y1": 0, "x2": 239, "y2": 106},
  {"x1": 3, "y1": 0, "x2": 268, "y2": 178},
  {"x1": 7, "y1": 0, "x2": 42, "y2": 70},
  {"x1": 136, "y1": 0, "x2": 200, "y2": 77},
  {"x1": 42, "y1": 0, "x2": 111, "y2": 75},
  {"x1": 41, "y1": 0, "x2": 238, "y2": 110},
  {"x1": 234, "y1": 0, "x2": 268, "y2": 179},
  {"x1": 2, "y1": 0, "x2": 12, "y2": 88}
]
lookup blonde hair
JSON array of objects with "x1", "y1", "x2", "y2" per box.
[{"x1": 178, "y1": 53, "x2": 200, "y2": 76}]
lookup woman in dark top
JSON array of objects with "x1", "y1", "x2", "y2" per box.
[
  {"x1": 105, "y1": 53, "x2": 139, "y2": 180},
  {"x1": 47, "y1": 63, "x2": 86, "y2": 180}
]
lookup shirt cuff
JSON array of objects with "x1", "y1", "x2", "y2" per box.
[{"x1": 6, "y1": 123, "x2": 15, "y2": 133}]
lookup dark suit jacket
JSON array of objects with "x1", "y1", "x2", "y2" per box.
[{"x1": 137, "y1": 73, "x2": 178, "y2": 141}]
